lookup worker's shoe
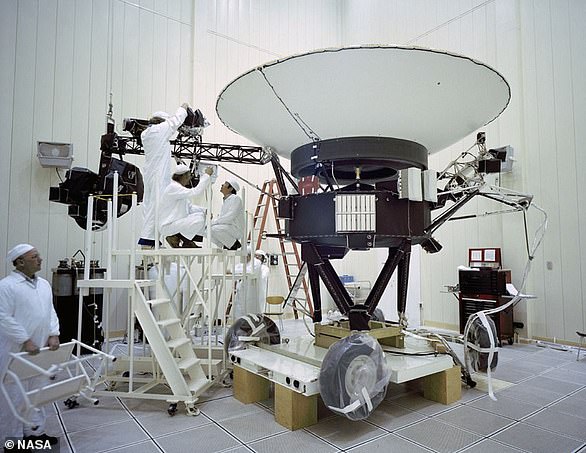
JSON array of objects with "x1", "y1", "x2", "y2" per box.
[
  {"x1": 24, "y1": 433, "x2": 59, "y2": 445},
  {"x1": 181, "y1": 240, "x2": 200, "y2": 248},
  {"x1": 224, "y1": 240, "x2": 241, "y2": 251},
  {"x1": 165, "y1": 234, "x2": 182, "y2": 248}
]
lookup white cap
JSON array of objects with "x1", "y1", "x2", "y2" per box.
[
  {"x1": 6, "y1": 243, "x2": 34, "y2": 264},
  {"x1": 151, "y1": 111, "x2": 169, "y2": 120},
  {"x1": 255, "y1": 249, "x2": 267, "y2": 258},
  {"x1": 226, "y1": 178, "x2": 240, "y2": 192},
  {"x1": 173, "y1": 164, "x2": 190, "y2": 175}
]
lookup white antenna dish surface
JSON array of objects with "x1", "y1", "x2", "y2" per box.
[{"x1": 216, "y1": 46, "x2": 510, "y2": 157}]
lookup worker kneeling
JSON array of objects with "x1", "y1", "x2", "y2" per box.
[{"x1": 160, "y1": 164, "x2": 213, "y2": 248}]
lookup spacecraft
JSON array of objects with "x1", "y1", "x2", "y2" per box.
[
  {"x1": 216, "y1": 45, "x2": 529, "y2": 419},
  {"x1": 216, "y1": 45, "x2": 511, "y2": 331}
]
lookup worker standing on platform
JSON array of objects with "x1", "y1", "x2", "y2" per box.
[
  {"x1": 138, "y1": 103, "x2": 189, "y2": 247},
  {"x1": 209, "y1": 178, "x2": 244, "y2": 250},
  {"x1": 0, "y1": 244, "x2": 60, "y2": 447},
  {"x1": 160, "y1": 164, "x2": 214, "y2": 248}
]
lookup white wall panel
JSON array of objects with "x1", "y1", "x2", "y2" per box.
[
  {"x1": 550, "y1": 0, "x2": 581, "y2": 340},
  {"x1": 569, "y1": 0, "x2": 586, "y2": 333},
  {"x1": 0, "y1": 1, "x2": 18, "y2": 270},
  {"x1": 137, "y1": 6, "x2": 155, "y2": 117},
  {"x1": 193, "y1": 0, "x2": 341, "y2": 301},
  {"x1": 518, "y1": 0, "x2": 546, "y2": 338},
  {"x1": 339, "y1": 0, "x2": 586, "y2": 342},
  {"x1": 3, "y1": 0, "x2": 583, "y2": 342},
  {"x1": 1, "y1": 0, "x2": 194, "y2": 333},
  {"x1": 9, "y1": 0, "x2": 37, "y2": 247},
  {"x1": 533, "y1": 0, "x2": 565, "y2": 340},
  {"x1": 30, "y1": 0, "x2": 58, "y2": 263}
]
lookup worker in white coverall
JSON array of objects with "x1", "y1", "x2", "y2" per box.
[
  {"x1": 254, "y1": 249, "x2": 270, "y2": 311},
  {"x1": 138, "y1": 103, "x2": 189, "y2": 246},
  {"x1": 209, "y1": 178, "x2": 244, "y2": 250},
  {"x1": 0, "y1": 244, "x2": 60, "y2": 447},
  {"x1": 159, "y1": 164, "x2": 214, "y2": 248},
  {"x1": 232, "y1": 246, "x2": 262, "y2": 319}
]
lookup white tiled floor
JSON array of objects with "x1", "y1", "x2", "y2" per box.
[{"x1": 43, "y1": 320, "x2": 586, "y2": 453}]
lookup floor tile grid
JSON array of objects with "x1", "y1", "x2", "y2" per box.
[
  {"x1": 127, "y1": 394, "x2": 263, "y2": 453},
  {"x1": 360, "y1": 416, "x2": 438, "y2": 452},
  {"x1": 51, "y1": 398, "x2": 162, "y2": 453},
  {"x1": 73, "y1": 354, "x2": 296, "y2": 452},
  {"x1": 51, "y1": 324, "x2": 586, "y2": 453},
  {"x1": 365, "y1": 400, "x2": 513, "y2": 453},
  {"x1": 247, "y1": 391, "x2": 430, "y2": 452},
  {"x1": 455, "y1": 354, "x2": 586, "y2": 452},
  {"x1": 384, "y1": 396, "x2": 585, "y2": 453},
  {"x1": 356, "y1": 347, "x2": 585, "y2": 453},
  {"x1": 252, "y1": 397, "x2": 349, "y2": 452},
  {"x1": 53, "y1": 391, "x2": 257, "y2": 453}
]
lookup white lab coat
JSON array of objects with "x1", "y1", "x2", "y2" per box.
[
  {"x1": 140, "y1": 107, "x2": 187, "y2": 241},
  {"x1": 0, "y1": 272, "x2": 60, "y2": 439},
  {"x1": 232, "y1": 258, "x2": 261, "y2": 319},
  {"x1": 159, "y1": 174, "x2": 211, "y2": 240},
  {"x1": 210, "y1": 194, "x2": 244, "y2": 248}
]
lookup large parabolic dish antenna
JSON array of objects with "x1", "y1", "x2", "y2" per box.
[{"x1": 216, "y1": 46, "x2": 510, "y2": 175}]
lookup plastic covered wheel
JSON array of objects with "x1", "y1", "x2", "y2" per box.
[
  {"x1": 371, "y1": 308, "x2": 385, "y2": 322},
  {"x1": 224, "y1": 313, "x2": 280, "y2": 354},
  {"x1": 466, "y1": 316, "x2": 499, "y2": 372},
  {"x1": 319, "y1": 333, "x2": 390, "y2": 421}
]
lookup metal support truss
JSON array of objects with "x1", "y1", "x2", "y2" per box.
[
  {"x1": 302, "y1": 240, "x2": 413, "y2": 331},
  {"x1": 104, "y1": 134, "x2": 271, "y2": 166}
]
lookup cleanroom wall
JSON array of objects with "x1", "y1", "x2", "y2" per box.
[
  {"x1": 3, "y1": 1, "x2": 583, "y2": 343},
  {"x1": 0, "y1": 0, "x2": 343, "y2": 330},
  {"x1": 0, "y1": 0, "x2": 195, "y2": 332},
  {"x1": 191, "y1": 0, "x2": 342, "y2": 302},
  {"x1": 341, "y1": 0, "x2": 586, "y2": 344}
]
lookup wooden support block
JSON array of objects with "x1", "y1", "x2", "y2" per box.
[
  {"x1": 233, "y1": 366, "x2": 270, "y2": 404},
  {"x1": 422, "y1": 365, "x2": 461, "y2": 405},
  {"x1": 314, "y1": 321, "x2": 404, "y2": 349},
  {"x1": 275, "y1": 384, "x2": 317, "y2": 430}
]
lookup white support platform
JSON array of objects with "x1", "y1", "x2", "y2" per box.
[
  {"x1": 72, "y1": 181, "x2": 255, "y2": 415},
  {"x1": 229, "y1": 335, "x2": 454, "y2": 397}
]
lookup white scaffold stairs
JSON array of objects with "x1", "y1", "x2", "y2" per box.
[{"x1": 133, "y1": 280, "x2": 207, "y2": 415}]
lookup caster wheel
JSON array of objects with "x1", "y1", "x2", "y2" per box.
[
  {"x1": 221, "y1": 375, "x2": 233, "y2": 388},
  {"x1": 186, "y1": 404, "x2": 200, "y2": 416},
  {"x1": 63, "y1": 398, "x2": 79, "y2": 409},
  {"x1": 507, "y1": 337, "x2": 514, "y2": 345},
  {"x1": 167, "y1": 403, "x2": 178, "y2": 416},
  {"x1": 122, "y1": 371, "x2": 130, "y2": 378}
]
